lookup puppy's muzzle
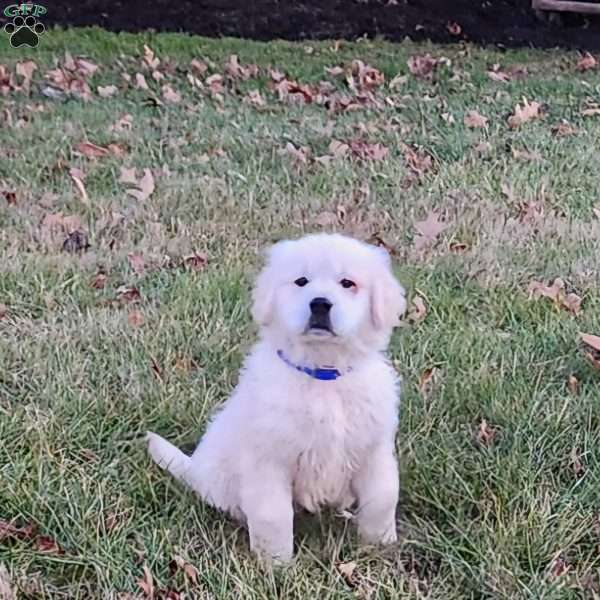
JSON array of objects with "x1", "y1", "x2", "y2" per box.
[{"x1": 308, "y1": 297, "x2": 333, "y2": 333}]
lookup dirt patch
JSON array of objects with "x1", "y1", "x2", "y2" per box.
[{"x1": 6, "y1": 0, "x2": 596, "y2": 50}]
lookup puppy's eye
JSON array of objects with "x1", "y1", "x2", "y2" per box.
[
  {"x1": 294, "y1": 277, "x2": 309, "y2": 287},
  {"x1": 340, "y1": 279, "x2": 356, "y2": 289}
]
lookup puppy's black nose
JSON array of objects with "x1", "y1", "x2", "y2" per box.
[{"x1": 310, "y1": 297, "x2": 332, "y2": 315}]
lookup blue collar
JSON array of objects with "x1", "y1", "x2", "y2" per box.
[{"x1": 277, "y1": 349, "x2": 351, "y2": 381}]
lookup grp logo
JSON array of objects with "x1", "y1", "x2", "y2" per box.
[{"x1": 3, "y1": 3, "x2": 47, "y2": 47}]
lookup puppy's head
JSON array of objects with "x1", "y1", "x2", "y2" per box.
[{"x1": 252, "y1": 234, "x2": 406, "y2": 351}]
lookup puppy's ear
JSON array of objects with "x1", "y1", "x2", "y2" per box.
[
  {"x1": 251, "y1": 240, "x2": 289, "y2": 326},
  {"x1": 370, "y1": 249, "x2": 407, "y2": 330}
]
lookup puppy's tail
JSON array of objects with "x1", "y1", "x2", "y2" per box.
[{"x1": 146, "y1": 431, "x2": 191, "y2": 481}]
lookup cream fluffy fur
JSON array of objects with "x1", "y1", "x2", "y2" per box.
[{"x1": 147, "y1": 233, "x2": 406, "y2": 562}]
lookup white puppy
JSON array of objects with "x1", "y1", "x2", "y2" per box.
[{"x1": 147, "y1": 233, "x2": 406, "y2": 562}]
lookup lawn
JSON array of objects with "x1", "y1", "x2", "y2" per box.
[{"x1": 1, "y1": 27, "x2": 600, "y2": 599}]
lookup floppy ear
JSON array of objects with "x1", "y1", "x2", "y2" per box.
[
  {"x1": 251, "y1": 241, "x2": 288, "y2": 326},
  {"x1": 370, "y1": 250, "x2": 407, "y2": 330}
]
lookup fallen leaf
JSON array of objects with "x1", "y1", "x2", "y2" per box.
[
  {"x1": 16, "y1": 60, "x2": 37, "y2": 89},
  {"x1": 418, "y1": 367, "x2": 438, "y2": 394},
  {"x1": 350, "y1": 60, "x2": 384, "y2": 91},
  {"x1": 62, "y1": 230, "x2": 90, "y2": 253},
  {"x1": 407, "y1": 54, "x2": 439, "y2": 79},
  {"x1": 205, "y1": 73, "x2": 224, "y2": 95},
  {"x1": 125, "y1": 168, "x2": 155, "y2": 202},
  {"x1": 449, "y1": 241, "x2": 469, "y2": 252},
  {"x1": 190, "y1": 58, "x2": 208, "y2": 76},
  {"x1": 69, "y1": 168, "x2": 89, "y2": 205},
  {"x1": 142, "y1": 45, "x2": 160, "y2": 71},
  {"x1": 464, "y1": 110, "x2": 488, "y2": 128},
  {"x1": 336, "y1": 561, "x2": 358, "y2": 587},
  {"x1": 97, "y1": 84, "x2": 118, "y2": 98},
  {"x1": 547, "y1": 555, "x2": 570, "y2": 580},
  {"x1": 162, "y1": 85, "x2": 181, "y2": 103},
  {"x1": 0, "y1": 563, "x2": 14, "y2": 600},
  {"x1": 0, "y1": 304, "x2": 6, "y2": 320},
  {"x1": 182, "y1": 252, "x2": 208, "y2": 271},
  {"x1": 414, "y1": 210, "x2": 447, "y2": 249},
  {"x1": 551, "y1": 121, "x2": 577, "y2": 137},
  {"x1": 224, "y1": 54, "x2": 258, "y2": 80},
  {"x1": 568, "y1": 374, "x2": 579, "y2": 395},
  {"x1": 137, "y1": 565, "x2": 155, "y2": 599},
  {"x1": 128, "y1": 310, "x2": 145, "y2": 328},
  {"x1": 582, "y1": 106, "x2": 600, "y2": 117},
  {"x1": 401, "y1": 143, "x2": 433, "y2": 174},
  {"x1": 511, "y1": 148, "x2": 542, "y2": 162},
  {"x1": 527, "y1": 278, "x2": 582, "y2": 315},
  {"x1": 473, "y1": 141, "x2": 492, "y2": 155},
  {"x1": 0, "y1": 520, "x2": 36, "y2": 541},
  {"x1": 508, "y1": 98, "x2": 542, "y2": 128},
  {"x1": 476, "y1": 419, "x2": 497, "y2": 447},
  {"x1": 487, "y1": 64, "x2": 528, "y2": 82},
  {"x1": 389, "y1": 73, "x2": 408, "y2": 89},
  {"x1": 244, "y1": 89, "x2": 265, "y2": 107},
  {"x1": 169, "y1": 556, "x2": 199, "y2": 584},
  {"x1": 2, "y1": 190, "x2": 16, "y2": 205},
  {"x1": 110, "y1": 114, "x2": 133, "y2": 133},
  {"x1": 406, "y1": 295, "x2": 427, "y2": 323},
  {"x1": 348, "y1": 140, "x2": 388, "y2": 161},
  {"x1": 577, "y1": 52, "x2": 597, "y2": 72},
  {"x1": 90, "y1": 271, "x2": 107, "y2": 289},
  {"x1": 116, "y1": 286, "x2": 142, "y2": 304},
  {"x1": 325, "y1": 66, "x2": 344, "y2": 77},
  {"x1": 134, "y1": 73, "x2": 149, "y2": 90},
  {"x1": 283, "y1": 142, "x2": 310, "y2": 165},
  {"x1": 328, "y1": 139, "x2": 350, "y2": 158},
  {"x1": 75, "y1": 141, "x2": 111, "y2": 159},
  {"x1": 119, "y1": 167, "x2": 138, "y2": 185},
  {"x1": 580, "y1": 332, "x2": 600, "y2": 352},
  {"x1": 34, "y1": 536, "x2": 64, "y2": 555},
  {"x1": 128, "y1": 252, "x2": 145, "y2": 274},
  {"x1": 570, "y1": 446, "x2": 585, "y2": 477}
]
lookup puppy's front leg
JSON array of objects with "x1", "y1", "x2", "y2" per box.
[
  {"x1": 352, "y1": 443, "x2": 399, "y2": 545},
  {"x1": 241, "y1": 467, "x2": 294, "y2": 563}
]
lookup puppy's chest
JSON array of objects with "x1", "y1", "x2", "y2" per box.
[{"x1": 292, "y1": 386, "x2": 378, "y2": 511}]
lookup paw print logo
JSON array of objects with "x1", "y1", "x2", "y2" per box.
[{"x1": 4, "y1": 15, "x2": 45, "y2": 48}]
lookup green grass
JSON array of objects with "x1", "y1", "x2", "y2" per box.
[{"x1": 1, "y1": 27, "x2": 600, "y2": 599}]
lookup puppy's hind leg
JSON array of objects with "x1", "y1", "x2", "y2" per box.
[{"x1": 147, "y1": 431, "x2": 191, "y2": 481}]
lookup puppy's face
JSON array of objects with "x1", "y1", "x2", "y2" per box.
[{"x1": 252, "y1": 234, "x2": 406, "y2": 349}]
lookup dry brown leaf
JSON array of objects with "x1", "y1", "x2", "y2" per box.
[
  {"x1": 142, "y1": 45, "x2": 160, "y2": 71},
  {"x1": 567, "y1": 374, "x2": 579, "y2": 395},
  {"x1": 407, "y1": 54, "x2": 439, "y2": 79},
  {"x1": 476, "y1": 419, "x2": 497, "y2": 447},
  {"x1": 512, "y1": 148, "x2": 542, "y2": 162},
  {"x1": 407, "y1": 295, "x2": 427, "y2": 323},
  {"x1": 127, "y1": 252, "x2": 145, "y2": 274},
  {"x1": 283, "y1": 142, "x2": 310, "y2": 165},
  {"x1": 110, "y1": 114, "x2": 133, "y2": 133},
  {"x1": 336, "y1": 561, "x2": 358, "y2": 587},
  {"x1": 190, "y1": 58, "x2": 208, "y2": 77},
  {"x1": 527, "y1": 278, "x2": 582, "y2": 315},
  {"x1": 580, "y1": 332, "x2": 600, "y2": 352},
  {"x1": 224, "y1": 54, "x2": 258, "y2": 80},
  {"x1": 124, "y1": 168, "x2": 155, "y2": 202},
  {"x1": 0, "y1": 520, "x2": 36, "y2": 541},
  {"x1": 169, "y1": 556, "x2": 199, "y2": 585},
  {"x1": 97, "y1": 84, "x2": 118, "y2": 98},
  {"x1": 418, "y1": 367, "x2": 438, "y2": 394},
  {"x1": 206, "y1": 73, "x2": 224, "y2": 95},
  {"x1": 464, "y1": 110, "x2": 488, "y2": 128},
  {"x1": 415, "y1": 210, "x2": 447, "y2": 241},
  {"x1": 325, "y1": 66, "x2": 344, "y2": 77},
  {"x1": 551, "y1": 121, "x2": 577, "y2": 137},
  {"x1": 183, "y1": 252, "x2": 208, "y2": 271},
  {"x1": 577, "y1": 52, "x2": 597, "y2": 72},
  {"x1": 547, "y1": 555, "x2": 570, "y2": 580},
  {"x1": 119, "y1": 167, "x2": 138, "y2": 184},
  {"x1": 161, "y1": 85, "x2": 181, "y2": 103},
  {"x1": 35, "y1": 535, "x2": 64, "y2": 555},
  {"x1": 401, "y1": 144, "x2": 433, "y2": 174},
  {"x1": 508, "y1": 98, "x2": 542, "y2": 128},
  {"x1": 75, "y1": 141, "x2": 110, "y2": 159},
  {"x1": 135, "y1": 73, "x2": 149, "y2": 90},
  {"x1": 16, "y1": 60, "x2": 37, "y2": 89},
  {"x1": 90, "y1": 271, "x2": 107, "y2": 289},
  {"x1": 2, "y1": 190, "x2": 16, "y2": 205},
  {"x1": 244, "y1": 89, "x2": 265, "y2": 107},
  {"x1": 0, "y1": 304, "x2": 7, "y2": 320},
  {"x1": 0, "y1": 563, "x2": 14, "y2": 600},
  {"x1": 349, "y1": 140, "x2": 388, "y2": 161},
  {"x1": 582, "y1": 106, "x2": 600, "y2": 117},
  {"x1": 570, "y1": 446, "x2": 585, "y2": 477},
  {"x1": 116, "y1": 286, "x2": 142, "y2": 304},
  {"x1": 350, "y1": 60, "x2": 384, "y2": 91},
  {"x1": 69, "y1": 168, "x2": 89, "y2": 205},
  {"x1": 137, "y1": 565, "x2": 155, "y2": 599},
  {"x1": 127, "y1": 310, "x2": 145, "y2": 328},
  {"x1": 487, "y1": 64, "x2": 528, "y2": 82}
]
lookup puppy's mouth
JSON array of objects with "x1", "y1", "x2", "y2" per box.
[{"x1": 305, "y1": 317, "x2": 336, "y2": 337}]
